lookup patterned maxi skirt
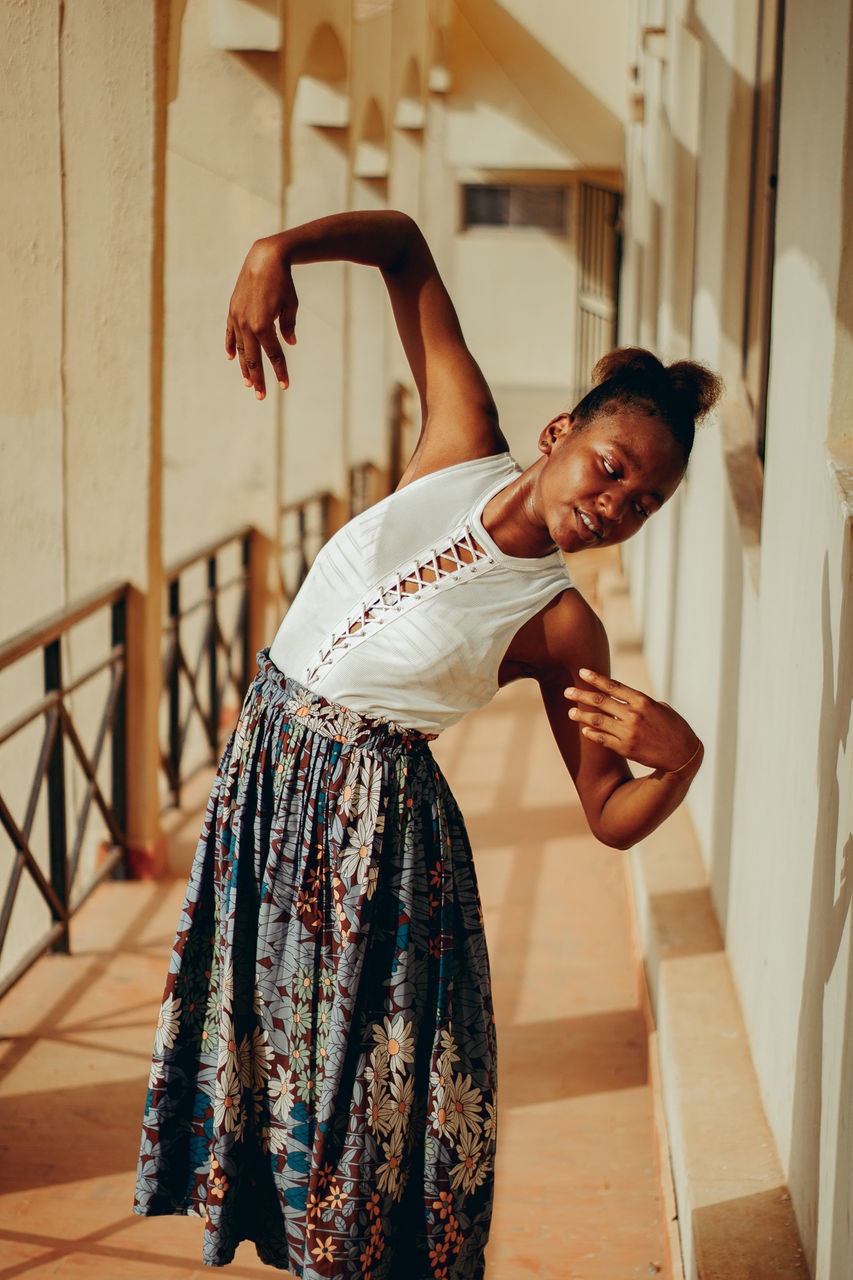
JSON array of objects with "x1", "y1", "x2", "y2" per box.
[{"x1": 134, "y1": 650, "x2": 497, "y2": 1277}]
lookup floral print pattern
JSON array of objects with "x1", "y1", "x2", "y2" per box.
[{"x1": 134, "y1": 650, "x2": 497, "y2": 1278}]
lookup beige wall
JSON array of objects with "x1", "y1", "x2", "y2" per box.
[
  {"x1": 162, "y1": 0, "x2": 283, "y2": 562},
  {"x1": 621, "y1": 0, "x2": 853, "y2": 1272}
]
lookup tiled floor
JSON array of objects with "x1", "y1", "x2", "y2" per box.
[{"x1": 0, "y1": 554, "x2": 673, "y2": 1279}]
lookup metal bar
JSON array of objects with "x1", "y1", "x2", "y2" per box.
[
  {"x1": 0, "y1": 851, "x2": 30, "y2": 968},
  {"x1": 111, "y1": 599, "x2": 127, "y2": 846},
  {"x1": 164, "y1": 525, "x2": 253, "y2": 582},
  {"x1": 168, "y1": 579, "x2": 181, "y2": 807},
  {"x1": 20, "y1": 703, "x2": 60, "y2": 843},
  {"x1": 43, "y1": 640, "x2": 70, "y2": 955},
  {"x1": 0, "y1": 688, "x2": 62, "y2": 748},
  {"x1": 241, "y1": 533, "x2": 251, "y2": 689},
  {"x1": 0, "y1": 841, "x2": 125, "y2": 1003},
  {"x1": 175, "y1": 627, "x2": 215, "y2": 766},
  {"x1": 63, "y1": 669, "x2": 125, "y2": 886},
  {"x1": 207, "y1": 557, "x2": 219, "y2": 752},
  {"x1": 0, "y1": 581, "x2": 130, "y2": 672},
  {"x1": 0, "y1": 748, "x2": 70, "y2": 922}
]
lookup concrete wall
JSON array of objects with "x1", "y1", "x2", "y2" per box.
[{"x1": 620, "y1": 0, "x2": 853, "y2": 1272}]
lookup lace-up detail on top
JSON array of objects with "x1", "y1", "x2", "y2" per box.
[
  {"x1": 305, "y1": 526, "x2": 493, "y2": 684},
  {"x1": 267, "y1": 452, "x2": 573, "y2": 733}
]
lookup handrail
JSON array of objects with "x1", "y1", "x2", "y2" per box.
[
  {"x1": 164, "y1": 524, "x2": 253, "y2": 582},
  {"x1": 0, "y1": 580, "x2": 130, "y2": 672},
  {"x1": 0, "y1": 584, "x2": 130, "y2": 1000}
]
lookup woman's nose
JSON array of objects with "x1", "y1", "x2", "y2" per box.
[{"x1": 599, "y1": 490, "x2": 627, "y2": 523}]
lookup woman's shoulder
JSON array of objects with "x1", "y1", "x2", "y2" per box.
[
  {"x1": 395, "y1": 413, "x2": 509, "y2": 489},
  {"x1": 392, "y1": 447, "x2": 519, "y2": 508},
  {"x1": 502, "y1": 585, "x2": 609, "y2": 686}
]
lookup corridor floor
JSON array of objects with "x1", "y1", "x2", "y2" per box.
[{"x1": 0, "y1": 557, "x2": 675, "y2": 1279}]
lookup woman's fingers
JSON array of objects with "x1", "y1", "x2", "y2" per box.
[
  {"x1": 257, "y1": 325, "x2": 289, "y2": 389},
  {"x1": 577, "y1": 667, "x2": 644, "y2": 704},
  {"x1": 226, "y1": 238, "x2": 299, "y2": 399},
  {"x1": 564, "y1": 685, "x2": 626, "y2": 719}
]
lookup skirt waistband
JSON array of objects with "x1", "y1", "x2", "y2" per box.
[{"x1": 251, "y1": 649, "x2": 436, "y2": 756}]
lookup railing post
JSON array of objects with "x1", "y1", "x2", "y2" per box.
[
  {"x1": 168, "y1": 577, "x2": 181, "y2": 808},
  {"x1": 43, "y1": 639, "x2": 70, "y2": 954},
  {"x1": 111, "y1": 595, "x2": 127, "y2": 856},
  {"x1": 207, "y1": 555, "x2": 219, "y2": 754},
  {"x1": 297, "y1": 505, "x2": 309, "y2": 588},
  {"x1": 242, "y1": 533, "x2": 253, "y2": 690}
]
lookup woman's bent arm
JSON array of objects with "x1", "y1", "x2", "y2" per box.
[
  {"x1": 508, "y1": 590, "x2": 703, "y2": 850},
  {"x1": 226, "y1": 210, "x2": 505, "y2": 476}
]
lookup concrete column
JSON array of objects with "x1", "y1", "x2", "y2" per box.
[{"x1": 58, "y1": 0, "x2": 170, "y2": 874}]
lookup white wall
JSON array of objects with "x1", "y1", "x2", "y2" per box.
[{"x1": 620, "y1": 0, "x2": 853, "y2": 1270}]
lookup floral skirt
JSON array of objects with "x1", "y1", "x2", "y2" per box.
[{"x1": 134, "y1": 650, "x2": 497, "y2": 1277}]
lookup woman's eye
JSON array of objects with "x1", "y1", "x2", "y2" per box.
[
  {"x1": 633, "y1": 503, "x2": 649, "y2": 520},
  {"x1": 602, "y1": 458, "x2": 619, "y2": 477}
]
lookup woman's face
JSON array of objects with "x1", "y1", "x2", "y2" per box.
[{"x1": 535, "y1": 409, "x2": 686, "y2": 553}]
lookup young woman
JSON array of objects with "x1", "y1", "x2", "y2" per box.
[{"x1": 134, "y1": 211, "x2": 720, "y2": 1278}]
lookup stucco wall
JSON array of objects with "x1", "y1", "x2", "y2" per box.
[
  {"x1": 161, "y1": 0, "x2": 283, "y2": 564},
  {"x1": 621, "y1": 0, "x2": 853, "y2": 1270}
]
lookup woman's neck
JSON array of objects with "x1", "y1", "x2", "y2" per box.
[{"x1": 480, "y1": 459, "x2": 556, "y2": 558}]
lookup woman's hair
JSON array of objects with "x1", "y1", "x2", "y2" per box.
[{"x1": 570, "y1": 347, "x2": 723, "y2": 461}]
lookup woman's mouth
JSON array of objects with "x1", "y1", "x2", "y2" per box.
[{"x1": 575, "y1": 508, "x2": 603, "y2": 542}]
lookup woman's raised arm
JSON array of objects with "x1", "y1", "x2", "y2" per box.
[{"x1": 225, "y1": 210, "x2": 506, "y2": 476}]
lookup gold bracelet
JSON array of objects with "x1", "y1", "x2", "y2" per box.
[{"x1": 668, "y1": 741, "x2": 703, "y2": 774}]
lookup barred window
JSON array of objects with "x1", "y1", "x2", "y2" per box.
[{"x1": 462, "y1": 184, "x2": 569, "y2": 233}]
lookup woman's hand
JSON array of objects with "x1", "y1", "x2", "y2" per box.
[
  {"x1": 564, "y1": 668, "x2": 702, "y2": 775},
  {"x1": 225, "y1": 236, "x2": 299, "y2": 399}
]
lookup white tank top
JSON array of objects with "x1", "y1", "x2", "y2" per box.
[{"x1": 268, "y1": 453, "x2": 572, "y2": 733}]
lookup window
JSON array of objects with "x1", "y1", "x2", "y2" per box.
[
  {"x1": 462, "y1": 184, "x2": 569, "y2": 233},
  {"x1": 742, "y1": 0, "x2": 785, "y2": 463}
]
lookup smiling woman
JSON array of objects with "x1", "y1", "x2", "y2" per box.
[{"x1": 133, "y1": 209, "x2": 722, "y2": 1279}]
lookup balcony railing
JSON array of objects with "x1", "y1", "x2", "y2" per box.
[
  {"x1": 161, "y1": 529, "x2": 253, "y2": 809},
  {"x1": 0, "y1": 583, "x2": 130, "y2": 1000},
  {"x1": 279, "y1": 492, "x2": 334, "y2": 604}
]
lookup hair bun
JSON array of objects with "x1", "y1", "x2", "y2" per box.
[
  {"x1": 591, "y1": 347, "x2": 665, "y2": 387},
  {"x1": 666, "y1": 360, "x2": 723, "y2": 422},
  {"x1": 574, "y1": 345, "x2": 724, "y2": 462}
]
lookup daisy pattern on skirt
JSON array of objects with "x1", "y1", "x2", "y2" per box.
[
  {"x1": 448, "y1": 1072, "x2": 483, "y2": 1142},
  {"x1": 340, "y1": 815, "x2": 375, "y2": 884},
  {"x1": 271, "y1": 1065, "x2": 295, "y2": 1121},
  {"x1": 389, "y1": 1072, "x2": 414, "y2": 1135},
  {"x1": 153, "y1": 992, "x2": 181, "y2": 1055},
  {"x1": 371, "y1": 1014, "x2": 415, "y2": 1076},
  {"x1": 450, "y1": 1129, "x2": 491, "y2": 1194},
  {"x1": 214, "y1": 1059, "x2": 244, "y2": 1137},
  {"x1": 376, "y1": 1128, "x2": 405, "y2": 1198},
  {"x1": 367, "y1": 1082, "x2": 395, "y2": 1138}
]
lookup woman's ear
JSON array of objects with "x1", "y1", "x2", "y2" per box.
[{"x1": 538, "y1": 412, "x2": 572, "y2": 455}]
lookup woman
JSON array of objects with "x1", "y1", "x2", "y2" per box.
[{"x1": 134, "y1": 211, "x2": 720, "y2": 1277}]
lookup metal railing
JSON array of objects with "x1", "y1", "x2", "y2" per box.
[
  {"x1": 161, "y1": 529, "x2": 253, "y2": 808},
  {"x1": 349, "y1": 461, "x2": 388, "y2": 518},
  {"x1": 279, "y1": 492, "x2": 334, "y2": 605},
  {"x1": 0, "y1": 583, "x2": 130, "y2": 1000}
]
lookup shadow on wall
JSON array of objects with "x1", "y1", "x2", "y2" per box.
[
  {"x1": 450, "y1": 0, "x2": 623, "y2": 166},
  {"x1": 788, "y1": 546, "x2": 853, "y2": 1276},
  {"x1": 704, "y1": 470, "x2": 745, "y2": 933}
]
